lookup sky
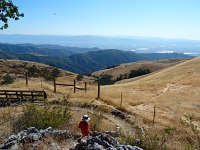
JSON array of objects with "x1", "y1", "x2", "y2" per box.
[{"x1": 1, "y1": 0, "x2": 200, "y2": 40}]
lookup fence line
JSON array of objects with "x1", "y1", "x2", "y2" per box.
[
  {"x1": 0, "y1": 90, "x2": 46, "y2": 106},
  {"x1": 53, "y1": 79, "x2": 87, "y2": 93}
]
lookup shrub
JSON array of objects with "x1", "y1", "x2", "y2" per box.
[
  {"x1": 99, "y1": 74, "x2": 115, "y2": 85},
  {"x1": 12, "y1": 104, "x2": 71, "y2": 133},
  {"x1": 27, "y1": 65, "x2": 40, "y2": 77},
  {"x1": 181, "y1": 116, "x2": 200, "y2": 149},
  {"x1": 128, "y1": 68, "x2": 150, "y2": 78},
  {"x1": 89, "y1": 112, "x2": 104, "y2": 132},
  {"x1": 1, "y1": 74, "x2": 15, "y2": 84},
  {"x1": 41, "y1": 67, "x2": 60, "y2": 81},
  {"x1": 118, "y1": 126, "x2": 175, "y2": 150},
  {"x1": 76, "y1": 74, "x2": 83, "y2": 81}
]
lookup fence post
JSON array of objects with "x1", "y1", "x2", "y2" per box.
[
  {"x1": 31, "y1": 91, "x2": 34, "y2": 103},
  {"x1": 5, "y1": 91, "x2": 8, "y2": 106},
  {"x1": 41, "y1": 80, "x2": 42, "y2": 88},
  {"x1": 85, "y1": 82, "x2": 87, "y2": 93},
  {"x1": 54, "y1": 79, "x2": 56, "y2": 93},
  {"x1": 25, "y1": 73, "x2": 28, "y2": 86},
  {"x1": 120, "y1": 92, "x2": 123, "y2": 107},
  {"x1": 97, "y1": 80, "x2": 100, "y2": 99},
  {"x1": 153, "y1": 105, "x2": 156, "y2": 126},
  {"x1": 74, "y1": 80, "x2": 76, "y2": 93}
]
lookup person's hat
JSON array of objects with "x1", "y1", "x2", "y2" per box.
[{"x1": 81, "y1": 115, "x2": 90, "y2": 122}]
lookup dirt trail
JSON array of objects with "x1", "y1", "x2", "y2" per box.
[{"x1": 70, "y1": 106, "x2": 136, "y2": 134}]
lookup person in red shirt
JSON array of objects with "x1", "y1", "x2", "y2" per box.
[{"x1": 78, "y1": 115, "x2": 92, "y2": 142}]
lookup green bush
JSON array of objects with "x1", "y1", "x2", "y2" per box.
[
  {"x1": 41, "y1": 67, "x2": 60, "y2": 81},
  {"x1": 128, "y1": 68, "x2": 150, "y2": 78},
  {"x1": 1, "y1": 74, "x2": 15, "y2": 84},
  {"x1": 99, "y1": 74, "x2": 115, "y2": 85},
  {"x1": 89, "y1": 112, "x2": 104, "y2": 132},
  {"x1": 76, "y1": 74, "x2": 83, "y2": 81},
  {"x1": 12, "y1": 104, "x2": 71, "y2": 132},
  {"x1": 118, "y1": 126, "x2": 175, "y2": 150},
  {"x1": 27, "y1": 65, "x2": 40, "y2": 77}
]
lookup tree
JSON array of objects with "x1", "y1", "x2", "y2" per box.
[
  {"x1": 41, "y1": 67, "x2": 60, "y2": 81},
  {"x1": 128, "y1": 68, "x2": 150, "y2": 78},
  {"x1": 76, "y1": 74, "x2": 83, "y2": 81},
  {"x1": 28, "y1": 65, "x2": 40, "y2": 77},
  {"x1": 1, "y1": 73, "x2": 15, "y2": 84},
  {"x1": 99, "y1": 74, "x2": 115, "y2": 85},
  {"x1": 0, "y1": 0, "x2": 24, "y2": 30}
]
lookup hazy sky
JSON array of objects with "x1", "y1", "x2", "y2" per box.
[{"x1": 1, "y1": 0, "x2": 200, "y2": 40}]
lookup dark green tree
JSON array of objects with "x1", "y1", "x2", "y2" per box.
[
  {"x1": 41, "y1": 67, "x2": 60, "y2": 81},
  {"x1": 51, "y1": 68, "x2": 60, "y2": 79},
  {"x1": 27, "y1": 65, "x2": 40, "y2": 77},
  {"x1": 0, "y1": 0, "x2": 24, "y2": 30},
  {"x1": 128, "y1": 68, "x2": 150, "y2": 78},
  {"x1": 99, "y1": 74, "x2": 115, "y2": 85},
  {"x1": 76, "y1": 74, "x2": 83, "y2": 81},
  {"x1": 1, "y1": 73, "x2": 15, "y2": 84}
]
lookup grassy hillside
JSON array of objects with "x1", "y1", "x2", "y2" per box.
[
  {"x1": 92, "y1": 58, "x2": 190, "y2": 81},
  {"x1": 0, "y1": 59, "x2": 94, "y2": 84},
  {"x1": 0, "y1": 58, "x2": 200, "y2": 149},
  {"x1": 98, "y1": 57, "x2": 200, "y2": 149}
]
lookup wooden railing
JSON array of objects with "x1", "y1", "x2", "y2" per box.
[
  {"x1": 0, "y1": 90, "x2": 46, "y2": 106},
  {"x1": 53, "y1": 79, "x2": 87, "y2": 93}
]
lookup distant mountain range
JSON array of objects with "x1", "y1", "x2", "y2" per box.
[
  {"x1": 1, "y1": 34, "x2": 200, "y2": 56},
  {"x1": 0, "y1": 43, "x2": 194, "y2": 74}
]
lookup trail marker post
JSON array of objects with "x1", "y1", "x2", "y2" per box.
[
  {"x1": 97, "y1": 80, "x2": 100, "y2": 99},
  {"x1": 54, "y1": 79, "x2": 56, "y2": 93},
  {"x1": 153, "y1": 105, "x2": 156, "y2": 126},
  {"x1": 85, "y1": 82, "x2": 87, "y2": 93},
  {"x1": 74, "y1": 80, "x2": 76, "y2": 93},
  {"x1": 120, "y1": 92, "x2": 123, "y2": 107},
  {"x1": 25, "y1": 73, "x2": 28, "y2": 86}
]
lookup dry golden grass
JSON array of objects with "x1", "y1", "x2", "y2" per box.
[
  {"x1": 1, "y1": 57, "x2": 200, "y2": 149},
  {"x1": 92, "y1": 58, "x2": 190, "y2": 80}
]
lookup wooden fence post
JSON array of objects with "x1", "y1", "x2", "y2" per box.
[
  {"x1": 97, "y1": 80, "x2": 100, "y2": 99},
  {"x1": 74, "y1": 80, "x2": 76, "y2": 93},
  {"x1": 153, "y1": 105, "x2": 156, "y2": 126},
  {"x1": 120, "y1": 92, "x2": 123, "y2": 107},
  {"x1": 85, "y1": 82, "x2": 87, "y2": 93},
  {"x1": 25, "y1": 73, "x2": 28, "y2": 86},
  {"x1": 31, "y1": 91, "x2": 34, "y2": 103},
  {"x1": 54, "y1": 79, "x2": 56, "y2": 93}
]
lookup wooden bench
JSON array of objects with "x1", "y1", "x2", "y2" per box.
[{"x1": 0, "y1": 90, "x2": 46, "y2": 106}]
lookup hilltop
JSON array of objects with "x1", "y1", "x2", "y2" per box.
[
  {"x1": 0, "y1": 59, "x2": 94, "y2": 84},
  {"x1": 92, "y1": 58, "x2": 190, "y2": 81},
  {"x1": 0, "y1": 43, "x2": 194, "y2": 74}
]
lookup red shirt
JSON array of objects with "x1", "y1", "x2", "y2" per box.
[{"x1": 78, "y1": 121, "x2": 90, "y2": 136}]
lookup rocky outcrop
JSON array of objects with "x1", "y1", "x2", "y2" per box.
[
  {"x1": 0, "y1": 127, "x2": 143, "y2": 150},
  {"x1": 0, "y1": 127, "x2": 72, "y2": 149},
  {"x1": 71, "y1": 133, "x2": 143, "y2": 150}
]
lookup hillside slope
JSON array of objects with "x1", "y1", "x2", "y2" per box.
[
  {"x1": 0, "y1": 57, "x2": 199, "y2": 149},
  {"x1": 0, "y1": 47, "x2": 193, "y2": 74},
  {"x1": 99, "y1": 57, "x2": 200, "y2": 142},
  {"x1": 92, "y1": 58, "x2": 190, "y2": 81}
]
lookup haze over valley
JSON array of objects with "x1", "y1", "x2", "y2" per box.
[{"x1": 0, "y1": 34, "x2": 200, "y2": 56}]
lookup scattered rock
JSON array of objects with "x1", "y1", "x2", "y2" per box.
[
  {"x1": 0, "y1": 126, "x2": 143, "y2": 150},
  {"x1": 111, "y1": 110, "x2": 126, "y2": 119},
  {"x1": 70, "y1": 132, "x2": 143, "y2": 150}
]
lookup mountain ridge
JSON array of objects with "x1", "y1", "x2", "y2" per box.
[{"x1": 0, "y1": 43, "x2": 194, "y2": 74}]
